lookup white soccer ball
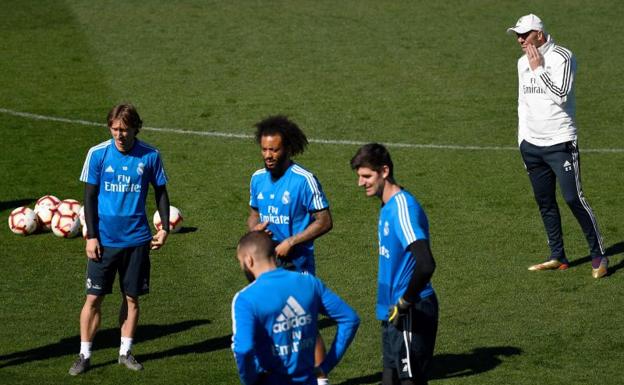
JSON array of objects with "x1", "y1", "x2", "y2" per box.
[
  {"x1": 153, "y1": 206, "x2": 183, "y2": 233},
  {"x1": 34, "y1": 195, "x2": 60, "y2": 211},
  {"x1": 56, "y1": 199, "x2": 81, "y2": 216},
  {"x1": 34, "y1": 205, "x2": 56, "y2": 231},
  {"x1": 8, "y1": 207, "x2": 38, "y2": 235},
  {"x1": 51, "y1": 211, "x2": 81, "y2": 238},
  {"x1": 82, "y1": 223, "x2": 88, "y2": 240}
]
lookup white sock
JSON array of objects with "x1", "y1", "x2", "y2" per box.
[
  {"x1": 119, "y1": 337, "x2": 133, "y2": 356},
  {"x1": 317, "y1": 378, "x2": 330, "y2": 385},
  {"x1": 80, "y1": 341, "x2": 92, "y2": 359}
]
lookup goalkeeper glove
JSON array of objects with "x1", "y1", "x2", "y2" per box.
[{"x1": 388, "y1": 297, "x2": 411, "y2": 328}]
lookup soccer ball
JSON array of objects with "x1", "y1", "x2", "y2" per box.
[
  {"x1": 56, "y1": 199, "x2": 81, "y2": 216},
  {"x1": 51, "y1": 211, "x2": 81, "y2": 238},
  {"x1": 34, "y1": 205, "x2": 56, "y2": 231},
  {"x1": 153, "y1": 206, "x2": 184, "y2": 233},
  {"x1": 8, "y1": 206, "x2": 38, "y2": 235},
  {"x1": 34, "y1": 195, "x2": 61, "y2": 211}
]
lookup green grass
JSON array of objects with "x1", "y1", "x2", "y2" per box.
[{"x1": 1, "y1": 1, "x2": 624, "y2": 384}]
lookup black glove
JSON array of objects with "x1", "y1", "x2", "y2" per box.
[{"x1": 388, "y1": 297, "x2": 411, "y2": 328}]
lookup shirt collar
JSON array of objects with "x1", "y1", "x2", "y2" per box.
[{"x1": 538, "y1": 34, "x2": 554, "y2": 55}]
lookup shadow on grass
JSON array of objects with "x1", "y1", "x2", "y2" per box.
[
  {"x1": 87, "y1": 332, "x2": 233, "y2": 370},
  {"x1": 568, "y1": 241, "x2": 624, "y2": 276},
  {"x1": 176, "y1": 226, "x2": 198, "y2": 234},
  {"x1": 112, "y1": 317, "x2": 340, "y2": 366},
  {"x1": 335, "y1": 372, "x2": 382, "y2": 385},
  {"x1": 335, "y1": 346, "x2": 522, "y2": 384},
  {"x1": 0, "y1": 198, "x2": 36, "y2": 213},
  {"x1": 430, "y1": 346, "x2": 522, "y2": 379},
  {"x1": 0, "y1": 319, "x2": 210, "y2": 368}
]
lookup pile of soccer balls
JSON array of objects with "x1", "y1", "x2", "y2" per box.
[
  {"x1": 8, "y1": 195, "x2": 82, "y2": 238},
  {"x1": 8, "y1": 194, "x2": 184, "y2": 238}
]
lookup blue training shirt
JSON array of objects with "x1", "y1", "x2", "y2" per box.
[
  {"x1": 231, "y1": 268, "x2": 359, "y2": 385},
  {"x1": 249, "y1": 163, "x2": 329, "y2": 274},
  {"x1": 376, "y1": 189, "x2": 434, "y2": 320},
  {"x1": 79, "y1": 139, "x2": 168, "y2": 247}
]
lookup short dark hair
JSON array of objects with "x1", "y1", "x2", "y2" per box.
[
  {"x1": 107, "y1": 103, "x2": 143, "y2": 132},
  {"x1": 254, "y1": 115, "x2": 308, "y2": 156},
  {"x1": 237, "y1": 231, "x2": 275, "y2": 262},
  {"x1": 350, "y1": 143, "x2": 395, "y2": 183}
]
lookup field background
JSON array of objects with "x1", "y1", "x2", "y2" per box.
[{"x1": 1, "y1": 1, "x2": 624, "y2": 384}]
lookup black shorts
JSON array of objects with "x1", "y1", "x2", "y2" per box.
[
  {"x1": 86, "y1": 242, "x2": 151, "y2": 297},
  {"x1": 382, "y1": 293, "x2": 438, "y2": 382}
]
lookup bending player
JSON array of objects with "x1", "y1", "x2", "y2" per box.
[{"x1": 232, "y1": 231, "x2": 359, "y2": 385}]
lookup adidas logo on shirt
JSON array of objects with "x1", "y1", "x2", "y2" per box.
[
  {"x1": 105, "y1": 165, "x2": 115, "y2": 173},
  {"x1": 273, "y1": 296, "x2": 313, "y2": 334}
]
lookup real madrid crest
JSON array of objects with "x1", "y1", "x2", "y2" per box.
[
  {"x1": 282, "y1": 190, "x2": 290, "y2": 205},
  {"x1": 137, "y1": 162, "x2": 145, "y2": 175},
  {"x1": 383, "y1": 221, "x2": 390, "y2": 236}
]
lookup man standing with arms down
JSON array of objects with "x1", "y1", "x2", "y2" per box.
[
  {"x1": 247, "y1": 115, "x2": 333, "y2": 384},
  {"x1": 350, "y1": 143, "x2": 438, "y2": 385},
  {"x1": 507, "y1": 14, "x2": 607, "y2": 278},
  {"x1": 231, "y1": 231, "x2": 359, "y2": 385},
  {"x1": 69, "y1": 104, "x2": 171, "y2": 375}
]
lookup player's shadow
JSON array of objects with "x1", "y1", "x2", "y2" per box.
[
  {"x1": 118, "y1": 333, "x2": 233, "y2": 366},
  {"x1": 335, "y1": 372, "x2": 382, "y2": 385},
  {"x1": 176, "y1": 226, "x2": 198, "y2": 234},
  {"x1": 568, "y1": 241, "x2": 624, "y2": 276},
  {"x1": 0, "y1": 319, "x2": 210, "y2": 368},
  {"x1": 430, "y1": 346, "x2": 522, "y2": 379},
  {"x1": 107, "y1": 317, "x2": 341, "y2": 366},
  {"x1": 335, "y1": 346, "x2": 522, "y2": 385},
  {"x1": 0, "y1": 198, "x2": 36, "y2": 213}
]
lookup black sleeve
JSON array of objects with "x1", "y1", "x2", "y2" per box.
[
  {"x1": 154, "y1": 185, "x2": 170, "y2": 232},
  {"x1": 402, "y1": 239, "x2": 436, "y2": 304},
  {"x1": 84, "y1": 183, "x2": 99, "y2": 239}
]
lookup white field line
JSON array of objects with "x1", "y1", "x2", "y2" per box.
[{"x1": 2, "y1": 107, "x2": 623, "y2": 153}]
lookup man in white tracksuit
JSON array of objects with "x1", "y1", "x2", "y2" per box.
[{"x1": 507, "y1": 14, "x2": 607, "y2": 278}]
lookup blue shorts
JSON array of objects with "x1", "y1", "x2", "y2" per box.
[{"x1": 86, "y1": 242, "x2": 151, "y2": 297}]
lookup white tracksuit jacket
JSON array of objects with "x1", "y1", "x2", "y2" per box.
[{"x1": 517, "y1": 35, "x2": 577, "y2": 146}]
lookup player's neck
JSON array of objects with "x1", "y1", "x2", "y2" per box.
[
  {"x1": 255, "y1": 262, "x2": 277, "y2": 278},
  {"x1": 114, "y1": 138, "x2": 137, "y2": 154},
  {"x1": 269, "y1": 160, "x2": 291, "y2": 180},
  {"x1": 381, "y1": 182, "x2": 401, "y2": 204}
]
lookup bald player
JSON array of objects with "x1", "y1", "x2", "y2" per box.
[{"x1": 231, "y1": 231, "x2": 359, "y2": 385}]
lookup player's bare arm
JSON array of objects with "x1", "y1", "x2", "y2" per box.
[
  {"x1": 247, "y1": 208, "x2": 261, "y2": 231},
  {"x1": 247, "y1": 208, "x2": 273, "y2": 235},
  {"x1": 275, "y1": 209, "x2": 333, "y2": 258}
]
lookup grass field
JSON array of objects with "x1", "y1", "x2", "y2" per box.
[{"x1": 2, "y1": 1, "x2": 624, "y2": 384}]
